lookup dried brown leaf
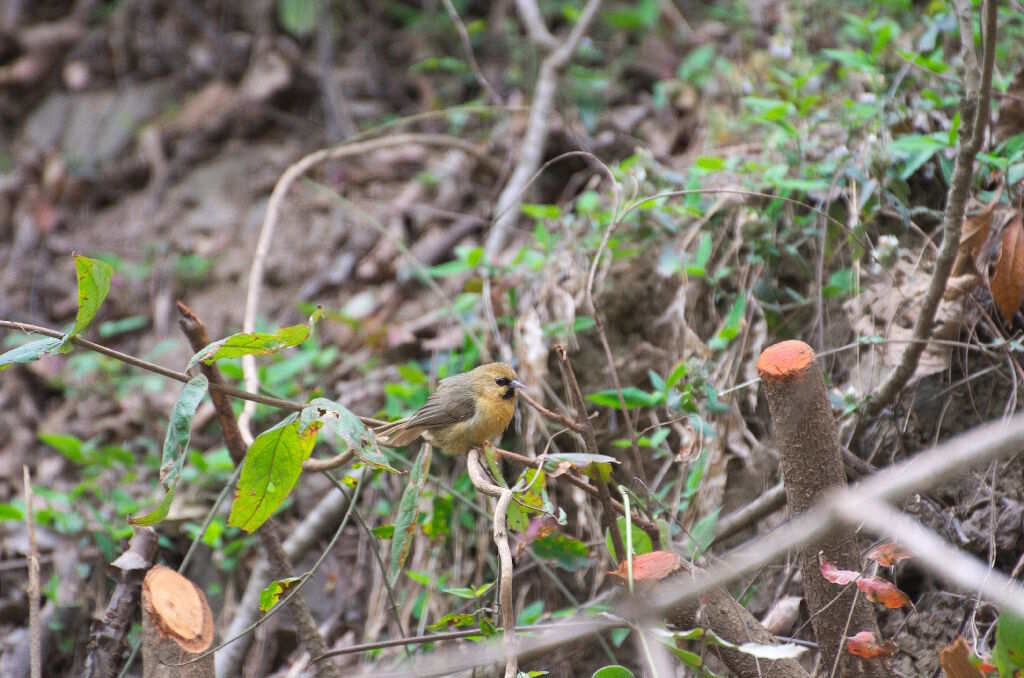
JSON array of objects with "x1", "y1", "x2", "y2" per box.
[{"x1": 990, "y1": 212, "x2": 1024, "y2": 322}]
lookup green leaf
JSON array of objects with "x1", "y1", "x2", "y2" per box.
[
  {"x1": 428, "y1": 612, "x2": 477, "y2": 631},
  {"x1": 309, "y1": 397, "x2": 400, "y2": 473},
  {"x1": 695, "y1": 156, "x2": 725, "y2": 171},
  {"x1": 994, "y1": 610, "x2": 1024, "y2": 675},
  {"x1": 665, "y1": 361, "x2": 687, "y2": 390},
  {"x1": 39, "y1": 432, "x2": 87, "y2": 464},
  {"x1": 260, "y1": 576, "x2": 302, "y2": 613},
  {"x1": 0, "y1": 337, "x2": 63, "y2": 372},
  {"x1": 442, "y1": 581, "x2": 494, "y2": 599},
  {"x1": 592, "y1": 666, "x2": 635, "y2": 678},
  {"x1": 277, "y1": 0, "x2": 318, "y2": 38},
  {"x1": 543, "y1": 453, "x2": 620, "y2": 468},
  {"x1": 686, "y1": 233, "x2": 712, "y2": 277},
  {"x1": 605, "y1": 515, "x2": 653, "y2": 562},
  {"x1": 132, "y1": 376, "x2": 208, "y2": 526},
  {"x1": 372, "y1": 524, "x2": 395, "y2": 539},
  {"x1": 228, "y1": 412, "x2": 319, "y2": 532},
  {"x1": 521, "y1": 203, "x2": 561, "y2": 220},
  {"x1": 586, "y1": 387, "x2": 662, "y2": 409},
  {"x1": 709, "y1": 295, "x2": 746, "y2": 351},
  {"x1": 423, "y1": 494, "x2": 453, "y2": 539},
  {"x1": 507, "y1": 468, "x2": 546, "y2": 532},
  {"x1": 0, "y1": 502, "x2": 24, "y2": 520},
  {"x1": 685, "y1": 509, "x2": 720, "y2": 558},
  {"x1": 390, "y1": 444, "x2": 431, "y2": 584},
  {"x1": 532, "y1": 533, "x2": 591, "y2": 571},
  {"x1": 187, "y1": 323, "x2": 312, "y2": 370},
  {"x1": 64, "y1": 255, "x2": 114, "y2": 346},
  {"x1": 610, "y1": 627, "x2": 631, "y2": 648},
  {"x1": 517, "y1": 600, "x2": 545, "y2": 626}
]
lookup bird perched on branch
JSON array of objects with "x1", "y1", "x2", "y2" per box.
[{"x1": 374, "y1": 363, "x2": 524, "y2": 455}]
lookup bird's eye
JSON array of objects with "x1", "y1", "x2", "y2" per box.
[{"x1": 495, "y1": 377, "x2": 510, "y2": 387}]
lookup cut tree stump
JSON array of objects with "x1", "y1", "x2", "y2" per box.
[
  {"x1": 141, "y1": 565, "x2": 214, "y2": 678},
  {"x1": 757, "y1": 340, "x2": 885, "y2": 678}
]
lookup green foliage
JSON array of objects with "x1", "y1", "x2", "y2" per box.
[
  {"x1": 532, "y1": 533, "x2": 591, "y2": 571},
  {"x1": 389, "y1": 444, "x2": 431, "y2": 585},
  {"x1": 507, "y1": 468, "x2": 547, "y2": 532},
  {"x1": 994, "y1": 611, "x2": 1024, "y2": 676},
  {"x1": 65, "y1": 255, "x2": 114, "y2": 346},
  {"x1": 0, "y1": 337, "x2": 63, "y2": 373},
  {"x1": 592, "y1": 666, "x2": 634, "y2": 678},
  {"x1": 228, "y1": 412, "x2": 319, "y2": 532},
  {"x1": 311, "y1": 397, "x2": 399, "y2": 473},
  {"x1": 132, "y1": 376, "x2": 208, "y2": 526},
  {"x1": 277, "y1": 0, "x2": 319, "y2": 38},
  {"x1": 188, "y1": 312, "x2": 321, "y2": 369},
  {"x1": 260, "y1": 576, "x2": 301, "y2": 612},
  {"x1": 605, "y1": 515, "x2": 652, "y2": 562}
]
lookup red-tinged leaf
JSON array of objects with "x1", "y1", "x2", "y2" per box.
[
  {"x1": 856, "y1": 576, "x2": 911, "y2": 608},
  {"x1": 847, "y1": 631, "x2": 896, "y2": 658},
  {"x1": 608, "y1": 550, "x2": 682, "y2": 582},
  {"x1": 866, "y1": 543, "x2": 912, "y2": 567},
  {"x1": 820, "y1": 559, "x2": 860, "y2": 585},
  {"x1": 525, "y1": 514, "x2": 559, "y2": 542},
  {"x1": 975, "y1": 659, "x2": 997, "y2": 673},
  {"x1": 991, "y1": 212, "x2": 1024, "y2": 322}
]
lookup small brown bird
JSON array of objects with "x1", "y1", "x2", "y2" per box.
[{"x1": 374, "y1": 363, "x2": 524, "y2": 455}]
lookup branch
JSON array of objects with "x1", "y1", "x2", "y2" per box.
[
  {"x1": 865, "y1": 0, "x2": 996, "y2": 418},
  {"x1": 177, "y1": 304, "x2": 342, "y2": 678},
  {"x1": 0, "y1": 317, "x2": 384, "y2": 426},
  {"x1": 554, "y1": 344, "x2": 629, "y2": 561},
  {"x1": 467, "y1": 450, "x2": 517, "y2": 678},
  {"x1": 23, "y1": 466, "x2": 40, "y2": 678},
  {"x1": 484, "y1": 0, "x2": 602, "y2": 257}
]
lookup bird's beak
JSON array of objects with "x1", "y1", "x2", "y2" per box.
[{"x1": 510, "y1": 379, "x2": 526, "y2": 391}]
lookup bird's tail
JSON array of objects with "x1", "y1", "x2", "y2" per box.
[{"x1": 373, "y1": 418, "x2": 424, "y2": 447}]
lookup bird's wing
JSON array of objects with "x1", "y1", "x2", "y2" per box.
[
  {"x1": 404, "y1": 378, "x2": 476, "y2": 429},
  {"x1": 374, "y1": 377, "x2": 477, "y2": 447}
]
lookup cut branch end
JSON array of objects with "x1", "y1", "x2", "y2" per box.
[{"x1": 756, "y1": 340, "x2": 814, "y2": 380}]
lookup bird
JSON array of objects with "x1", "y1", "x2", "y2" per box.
[{"x1": 374, "y1": 363, "x2": 524, "y2": 455}]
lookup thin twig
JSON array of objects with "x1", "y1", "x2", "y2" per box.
[
  {"x1": 0, "y1": 317, "x2": 384, "y2": 426},
  {"x1": 554, "y1": 344, "x2": 628, "y2": 561},
  {"x1": 440, "y1": 0, "x2": 502, "y2": 106},
  {"x1": 23, "y1": 466, "x2": 40, "y2": 678},
  {"x1": 312, "y1": 620, "x2": 615, "y2": 660},
  {"x1": 517, "y1": 388, "x2": 586, "y2": 433},
  {"x1": 864, "y1": 0, "x2": 996, "y2": 419}
]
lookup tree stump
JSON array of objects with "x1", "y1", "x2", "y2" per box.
[
  {"x1": 141, "y1": 565, "x2": 214, "y2": 678},
  {"x1": 757, "y1": 340, "x2": 885, "y2": 677}
]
